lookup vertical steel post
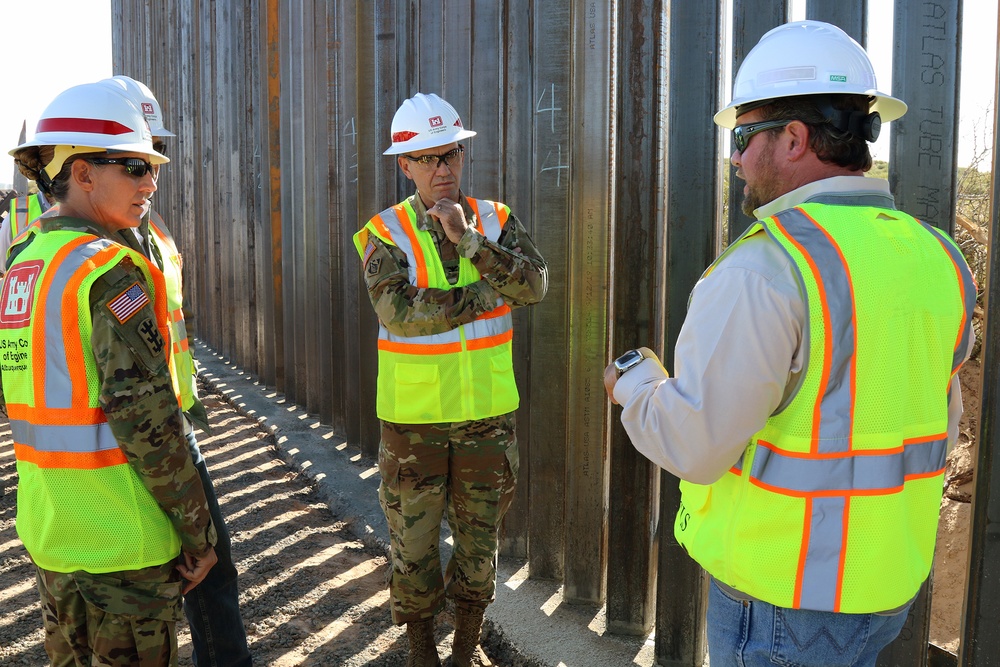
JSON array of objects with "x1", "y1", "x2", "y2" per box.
[
  {"x1": 606, "y1": 0, "x2": 664, "y2": 635},
  {"x1": 527, "y1": 0, "x2": 573, "y2": 582},
  {"x1": 725, "y1": 1, "x2": 789, "y2": 245},
  {"x1": 889, "y1": 0, "x2": 963, "y2": 236},
  {"x1": 879, "y1": 3, "x2": 964, "y2": 664},
  {"x1": 960, "y1": 11, "x2": 1000, "y2": 664},
  {"x1": 562, "y1": 0, "x2": 614, "y2": 605},
  {"x1": 807, "y1": 0, "x2": 867, "y2": 45},
  {"x1": 652, "y1": 1, "x2": 724, "y2": 663},
  {"x1": 499, "y1": 0, "x2": 537, "y2": 557}
]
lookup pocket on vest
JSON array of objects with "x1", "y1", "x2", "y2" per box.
[{"x1": 395, "y1": 363, "x2": 443, "y2": 422}]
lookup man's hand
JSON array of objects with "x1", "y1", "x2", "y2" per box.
[
  {"x1": 603, "y1": 361, "x2": 621, "y2": 405},
  {"x1": 177, "y1": 547, "x2": 218, "y2": 594},
  {"x1": 427, "y1": 198, "x2": 469, "y2": 244},
  {"x1": 605, "y1": 347, "x2": 661, "y2": 405}
]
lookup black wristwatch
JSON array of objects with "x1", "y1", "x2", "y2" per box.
[{"x1": 614, "y1": 349, "x2": 646, "y2": 377}]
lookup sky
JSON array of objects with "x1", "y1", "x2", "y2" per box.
[{"x1": 1, "y1": 0, "x2": 997, "y2": 186}]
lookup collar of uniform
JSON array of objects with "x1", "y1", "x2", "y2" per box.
[
  {"x1": 40, "y1": 215, "x2": 118, "y2": 240},
  {"x1": 755, "y1": 176, "x2": 894, "y2": 220}
]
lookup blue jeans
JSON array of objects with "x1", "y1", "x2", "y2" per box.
[
  {"x1": 706, "y1": 578, "x2": 910, "y2": 667},
  {"x1": 183, "y1": 432, "x2": 253, "y2": 667}
]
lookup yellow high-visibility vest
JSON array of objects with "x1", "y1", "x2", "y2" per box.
[
  {"x1": 675, "y1": 203, "x2": 977, "y2": 613},
  {"x1": 9, "y1": 194, "x2": 43, "y2": 239},
  {"x1": 354, "y1": 198, "x2": 519, "y2": 423},
  {"x1": 0, "y1": 227, "x2": 182, "y2": 573},
  {"x1": 148, "y1": 210, "x2": 198, "y2": 412}
]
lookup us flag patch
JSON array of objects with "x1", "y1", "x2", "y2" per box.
[{"x1": 107, "y1": 282, "x2": 150, "y2": 324}]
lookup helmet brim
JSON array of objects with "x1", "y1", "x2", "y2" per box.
[
  {"x1": 10, "y1": 137, "x2": 169, "y2": 164},
  {"x1": 383, "y1": 129, "x2": 477, "y2": 155},
  {"x1": 714, "y1": 91, "x2": 907, "y2": 129}
]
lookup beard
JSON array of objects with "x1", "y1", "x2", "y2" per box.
[{"x1": 739, "y1": 137, "x2": 782, "y2": 217}]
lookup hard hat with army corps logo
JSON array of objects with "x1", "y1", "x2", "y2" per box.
[
  {"x1": 99, "y1": 75, "x2": 176, "y2": 137},
  {"x1": 9, "y1": 82, "x2": 169, "y2": 180},
  {"x1": 383, "y1": 92, "x2": 477, "y2": 155}
]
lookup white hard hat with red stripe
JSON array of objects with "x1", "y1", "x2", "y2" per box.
[
  {"x1": 715, "y1": 20, "x2": 907, "y2": 129},
  {"x1": 383, "y1": 92, "x2": 477, "y2": 155},
  {"x1": 9, "y1": 82, "x2": 169, "y2": 179},
  {"x1": 98, "y1": 75, "x2": 175, "y2": 137}
]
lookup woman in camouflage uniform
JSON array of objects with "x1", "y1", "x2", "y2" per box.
[{"x1": 0, "y1": 82, "x2": 216, "y2": 666}]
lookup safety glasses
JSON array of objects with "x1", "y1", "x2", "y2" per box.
[
  {"x1": 732, "y1": 119, "x2": 793, "y2": 153},
  {"x1": 86, "y1": 157, "x2": 158, "y2": 179},
  {"x1": 404, "y1": 145, "x2": 464, "y2": 169}
]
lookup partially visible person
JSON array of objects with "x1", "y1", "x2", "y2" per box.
[
  {"x1": 2, "y1": 189, "x2": 51, "y2": 269},
  {"x1": 355, "y1": 92, "x2": 547, "y2": 667},
  {"x1": 98, "y1": 74, "x2": 253, "y2": 667},
  {"x1": 0, "y1": 188, "x2": 21, "y2": 271},
  {"x1": 1, "y1": 82, "x2": 217, "y2": 666},
  {"x1": 605, "y1": 21, "x2": 976, "y2": 667}
]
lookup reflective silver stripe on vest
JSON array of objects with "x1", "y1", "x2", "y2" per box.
[
  {"x1": 9, "y1": 420, "x2": 118, "y2": 452},
  {"x1": 761, "y1": 208, "x2": 955, "y2": 611},
  {"x1": 750, "y1": 437, "x2": 948, "y2": 493},
  {"x1": 476, "y1": 201, "x2": 502, "y2": 239},
  {"x1": 378, "y1": 303, "x2": 510, "y2": 347},
  {"x1": 918, "y1": 222, "x2": 978, "y2": 374},
  {"x1": 770, "y1": 209, "x2": 855, "y2": 455},
  {"x1": 375, "y1": 199, "x2": 503, "y2": 285},
  {"x1": 42, "y1": 238, "x2": 116, "y2": 409},
  {"x1": 375, "y1": 199, "x2": 511, "y2": 347}
]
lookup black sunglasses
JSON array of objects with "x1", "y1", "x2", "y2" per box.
[
  {"x1": 86, "y1": 157, "x2": 157, "y2": 179},
  {"x1": 404, "y1": 145, "x2": 464, "y2": 169},
  {"x1": 732, "y1": 119, "x2": 793, "y2": 153}
]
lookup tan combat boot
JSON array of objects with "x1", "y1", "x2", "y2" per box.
[
  {"x1": 406, "y1": 617, "x2": 442, "y2": 667},
  {"x1": 452, "y1": 605, "x2": 493, "y2": 667}
]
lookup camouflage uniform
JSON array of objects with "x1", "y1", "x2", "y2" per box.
[
  {"x1": 0, "y1": 215, "x2": 216, "y2": 667},
  {"x1": 361, "y1": 192, "x2": 546, "y2": 624},
  {"x1": 36, "y1": 562, "x2": 181, "y2": 667}
]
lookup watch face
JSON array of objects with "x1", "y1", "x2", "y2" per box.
[{"x1": 615, "y1": 349, "x2": 643, "y2": 375}]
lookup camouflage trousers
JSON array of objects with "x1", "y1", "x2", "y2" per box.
[
  {"x1": 35, "y1": 560, "x2": 184, "y2": 666},
  {"x1": 379, "y1": 413, "x2": 519, "y2": 625}
]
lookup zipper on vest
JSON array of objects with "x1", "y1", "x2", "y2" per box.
[{"x1": 458, "y1": 325, "x2": 475, "y2": 416}]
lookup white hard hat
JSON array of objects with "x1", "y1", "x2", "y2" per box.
[
  {"x1": 99, "y1": 75, "x2": 175, "y2": 137},
  {"x1": 715, "y1": 20, "x2": 907, "y2": 129},
  {"x1": 383, "y1": 93, "x2": 477, "y2": 155},
  {"x1": 10, "y1": 82, "x2": 169, "y2": 179}
]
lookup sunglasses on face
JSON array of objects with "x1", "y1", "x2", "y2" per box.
[
  {"x1": 86, "y1": 157, "x2": 158, "y2": 179},
  {"x1": 732, "y1": 119, "x2": 793, "y2": 153},
  {"x1": 404, "y1": 145, "x2": 464, "y2": 169}
]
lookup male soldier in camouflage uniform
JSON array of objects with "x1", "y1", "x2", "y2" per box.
[
  {"x1": 355, "y1": 93, "x2": 547, "y2": 667},
  {"x1": 1, "y1": 83, "x2": 216, "y2": 666}
]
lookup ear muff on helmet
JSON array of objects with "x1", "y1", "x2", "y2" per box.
[{"x1": 814, "y1": 95, "x2": 882, "y2": 142}]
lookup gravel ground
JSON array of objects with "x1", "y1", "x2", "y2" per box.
[{"x1": 0, "y1": 388, "x2": 503, "y2": 666}]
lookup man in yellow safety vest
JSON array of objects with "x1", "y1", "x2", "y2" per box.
[
  {"x1": 355, "y1": 92, "x2": 547, "y2": 667},
  {"x1": 605, "y1": 20, "x2": 976, "y2": 667}
]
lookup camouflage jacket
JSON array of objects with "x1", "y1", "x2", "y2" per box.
[
  {"x1": 0, "y1": 216, "x2": 216, "y2": 559},
  {"x1": 116, "y1": 214, "x2": 210, "y2": 433},
  {"x1": 361, "y1": 192, "x2": 548, "y2": 337}
]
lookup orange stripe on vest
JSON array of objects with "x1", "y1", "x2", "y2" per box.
[{"x1": 14, "y1": 442, "x2": 127, "y2": 469}]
